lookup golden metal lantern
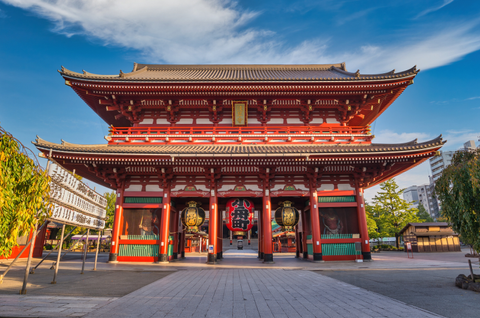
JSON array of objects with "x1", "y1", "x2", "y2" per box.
[
  {"x1": 274, "y1": 201, "x2": 299, "y2": 231},
  {"x1": 181, "y1": 201, "x2": 205, "y2": 233}
]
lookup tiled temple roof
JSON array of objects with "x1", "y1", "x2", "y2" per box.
[
  {"x1": 34, "y1": 135, "x2": 444, "y2": 156},
  {"x1": 59, "y1": 63, "x2": 419, "y2": 82}
]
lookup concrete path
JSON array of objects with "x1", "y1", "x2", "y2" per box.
[{"x1": 83, "y1": 269, "x2": 442, "y2": 318}]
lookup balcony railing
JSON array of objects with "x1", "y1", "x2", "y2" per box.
[{"x1": 106, "y1": 125, "x2": 373, "y2": 145}]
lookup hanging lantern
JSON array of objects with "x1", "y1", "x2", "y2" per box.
[
  {"x1": 274, "y1": 201, "x2": 299, "y2": 231},
  {"x1": 181, "y1": 201, "x2": 205, "y2": 233},
  {"x1": 226, "y1": 198, "x2": 254, "y2": 232}
]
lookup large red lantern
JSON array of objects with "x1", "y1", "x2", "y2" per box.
[{"x1": 226, "y1": 198, "x2": 254, "y2": 232}]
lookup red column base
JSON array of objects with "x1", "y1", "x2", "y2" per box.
[
  {"x1": 158, "y1": 254, "x2": 169, "y2": 263},
  {"x1": 263, "y1": 253, "x2": 274, "y2": 263}
]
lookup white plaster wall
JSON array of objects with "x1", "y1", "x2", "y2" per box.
[
  {"x1": 196, "y1": 118, "x2": 212, "y2": 124},
  {"x1": 338, "y1": 184, "x2": 354, "y2": 190},
  {"x1": 326, "y1": 118, "x2": 339, "y2": 124},
  {"x1": 156, "y1": 118, "x2": 170, "y2": 124},
  {"x1": 269, "y1": 118, "x2": 284, "y2": 124},
  {"x1": 318, "y1": 184, "x2": 334, "y2": 191},
  {"x1": 310, "y1": 118, "x2": 324, "y2": 124},
  {"x1": 286, "y1": 118, "x2": 304, "y2": 124},
  {"x1": 176, "y1": 118, "x2": 194, "y2": 125},
  {"x1": 218, "y1": 118, "x2": 232, "y2": 125},
  {"x1": 139, "y1": 118, "x2": 154, "y2": 125},
  {"x1": 125, "y1": 184, "x2": 142, "y2": 191},
  {"x1": 248, "y1": 117, "x2": 261, "y2": 125},
  {"x1": 145, "y1": 184, "x2": 162, "y2": 191}
]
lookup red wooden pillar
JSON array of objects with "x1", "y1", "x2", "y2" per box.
[
  {"x1": 172, "y1": 211, "x2": 179, "y2": 260},
  {"x1": 180, "y1": 230, "x2": 186, "y2": 258},
  {"x1": 217, "y1": 209, "x2": 223, "y2": 259},
  {"x1": 208, "y1": 189, "x2": 218, "y2": 264},
  {"x1": 263, "y1": 188, "x2": 274, "y2": 263},
  {"x1": 295, "y1": 223, "x2": 300, "y2": 258},
  {"x1": 356, "y1": 186, "x2": 371, "y2": 260},
  {"x1": 159, "y1": 186, "x2": 171, "y2": 263},
  {"x1": 109, "y1": 185, "x2": 124, "y2": 263},
  {"x1": 258, "y1": 209, "x2": 263, "y2": 259},
  {"x1": 309, "y1": 180, "x2": 323, "y2": 261},
  {"x1": 301, "y1": 209, "x2": 308, "y2": 259}
]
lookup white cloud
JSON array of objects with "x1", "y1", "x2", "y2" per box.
[
  {"x1": 364, "y1": 162, "x2": 431, "y2": 203},
  {"x1": 466, "y1": 96, "x2": 480, "y2": 101},
  {"x1": 372, "y1": 129, "x2": 431, "y2": 144},
  {"x1": 443, "y1": 130, "x2": 479, "y2": 150},
  {"x1": 2, "y1": 0, "x2": 480, "y2": 73},
  {"x1": 415, "y1": 0, "x2": 454, "y2": 19}
]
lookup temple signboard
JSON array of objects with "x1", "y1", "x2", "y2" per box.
[{"x1": 47, "y1": 162, "x2": 106, "y2": 229}]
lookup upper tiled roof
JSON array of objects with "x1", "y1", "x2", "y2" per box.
[
  {"x1": 59, "y1": 63, "x2": 419, "y2": 82},
  {"x1": 34, "y1": 135, "x2": 444, "y2": 156}
]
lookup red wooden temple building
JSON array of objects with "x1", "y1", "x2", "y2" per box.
[{"x1": 34, "y1": 63, "x2": 444, "y2": 263}]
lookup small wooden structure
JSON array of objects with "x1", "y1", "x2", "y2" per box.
[{"x1": 400, "y1": 222, "x2": 460, "y2": 252}]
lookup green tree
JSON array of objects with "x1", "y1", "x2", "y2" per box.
[
  {"x1": 104, "y1": 191, "x2": 116, "y2": 228},
  {"x1": 370, "y1": 179, "x2": 420, "y2": 247},
  {"x1": 416, "y1": 204, "x2": 434, "y2": 222},
  {"x1": 435, "y1": 149, "x2": 480, "y2": 254},
  {"x1": 0, "y1": 127, "x2": 52, "y2": 258},
  {"x1": 365, "y1": 203, "x2": 380, "y2": 242}
]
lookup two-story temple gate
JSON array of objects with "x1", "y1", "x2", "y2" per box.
[{"x1": 34, "y1": 63, "x2": 444, "y2": 263}]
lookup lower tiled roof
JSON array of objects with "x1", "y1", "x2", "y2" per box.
[{"x1": 33, "y1": 136, "x2": 444, "y2": 156}]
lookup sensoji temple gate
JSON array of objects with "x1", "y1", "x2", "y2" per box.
[{"x1": 34, "y1": 63, "x2": 444, "y2": 264}]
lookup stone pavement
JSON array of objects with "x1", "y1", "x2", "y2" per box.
[
  {"x1": 0, "y1": 295, "x2": 116, "y2": 317},
  {"x1": 1, "y1": 248, "x2": 476, "y2": 317},
  {"x1": 83, "y1": 268, "x2": 443, "y2": 318}
]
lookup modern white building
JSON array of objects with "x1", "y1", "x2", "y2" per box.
[
  {"x1": 464, "y1": 140, "x2": 476, "y2": 151},
  {"x1": 429, "y1": 151, "x2": 453, "y2": 183},
  {"x1": 403, "y1": 186, "x2": 419, "y2": 209}
]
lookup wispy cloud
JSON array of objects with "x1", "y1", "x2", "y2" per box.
[
  {"x1": 1, "y1": 0, "x2": 480, "y2": 73},
  {"x1": 373, "y1": 129, "x2": 432, "y2": 144},
  {"x1": 443, "y1": 130, "x2": 479, "y2": 150},
  {"x1": 465, "y1": 96, "x2": 480, "y2": 101},
  {"x1": 415, "y1": 0, "x2": 454, "y2": 19},
  {"x1": 336, "y1": 7, "x2": 378, "y2": 26}
]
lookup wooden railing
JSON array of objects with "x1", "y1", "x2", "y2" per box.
[{"x1": 106, "y1": 125, "x2": 373, "y2": 145}]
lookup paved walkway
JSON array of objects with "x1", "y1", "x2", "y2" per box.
[
  {"x1": 1, "y1": 249, "x2": 475, "y2": 317},
  {"x1": 83, "y1": 269, "x2": 442, "y2": 318},
  {"x1": 0, "y1": 295, "x2": 116, "y2": 317}
]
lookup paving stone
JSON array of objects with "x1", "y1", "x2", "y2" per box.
[{"x1": 0, "y1": 266, "x2": 446, "y2": 318}]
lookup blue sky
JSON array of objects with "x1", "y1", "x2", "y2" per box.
[{"x1": 1, "y1": 0, "x2": 480, "y2": 200}]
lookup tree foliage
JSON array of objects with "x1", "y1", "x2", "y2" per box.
[
  {"x1": 435, "y1": 149, "x2": 480, "y2": 253},
  {"x1": 365, "y1": 204, "x2": 379, "y2": 241},
  {"x1": 368, "y1": 179, "x2": 420, "y2": 246},
  {"x1": 416, "y1": 204, "x2": 434, "y2": 222},
  {"x1": 104, "y1": 191, "x2": 116, "y2": 228},
  {"x1": 0, "y1": 127, "x2": 51, "y2": 258}
]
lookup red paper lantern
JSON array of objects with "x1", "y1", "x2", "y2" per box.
[{"x1": 226, "y1": 198, "x2": 254, "y2": 232}]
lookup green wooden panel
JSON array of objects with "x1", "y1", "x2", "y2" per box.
[
  {"x1": 124, "y1": 197, "x2": 162, "y2": 203},
  {"x1": 321, "y1": 243, "x2": 361, "y2": 256},
  {"x1": 119, "y1": 244, "x2": 159, "y2": 257},
  {"x1": 168, "y1": 235, "x2": 173, "y2": 256},
  {"x1": 127, "y1": 235, "x2": 159, "y2": 240},
  {"x1": 321, "y1": 234, "x2": 354, "y2": 239},
  {"x1": 307, "y1": 235, "x2": 313, "y2": 255},
  {"x1": 318, "y1": 196, "x2": 356, "y2": 203}
]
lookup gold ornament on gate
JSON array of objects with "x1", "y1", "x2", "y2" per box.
[
  {"x1": 181, "y1": 201, "x2": 205, "y2": 233},
  {"x1": 274, "y1": 201, "x2": 300, "y2": 231}
]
